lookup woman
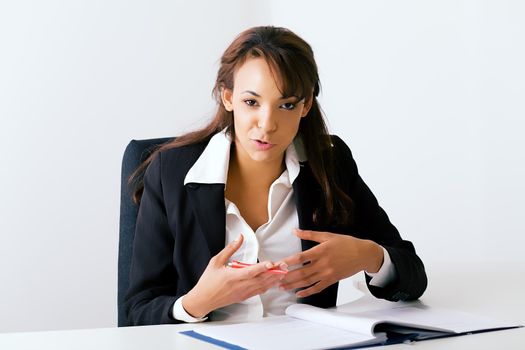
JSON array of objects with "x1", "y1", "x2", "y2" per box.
[{"x1": 124, "y1": 26, "x2": 427, "y2": 325}]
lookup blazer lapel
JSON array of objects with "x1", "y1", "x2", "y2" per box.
[
  {"x1": 185, "y1": 163, "x2": 323, "y2": 257},
  {"x1": 293, "y1": 162, "x2": 323, "y2": 251},
  {"x1": 186, "y1": 183, "x2": 226, "y2": 258},
  {"x1": 293, "y1": 162, "x2": 340, "y2": 308}
]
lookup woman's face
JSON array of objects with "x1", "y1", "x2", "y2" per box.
[{"x1": 222, "y1": 57, "x2": 311, "y2": 166}]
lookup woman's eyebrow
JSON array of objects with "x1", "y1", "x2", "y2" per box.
[
  {"x1": 242, "y1": 90, "x2": 261, "y2": 97},
  {"x1": 241, "y1": 90, "x2": 300, "y2": 100}
]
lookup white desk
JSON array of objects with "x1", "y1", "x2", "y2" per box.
[{"x1": 1, "y1": 263, "x2": 524, "y2": 350}]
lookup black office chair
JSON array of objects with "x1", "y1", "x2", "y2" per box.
[{"x1": 117, "y1": 137, "x2": 173, "y2": 327}]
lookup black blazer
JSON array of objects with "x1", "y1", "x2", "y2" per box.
[{"x1": 124, "y1": 135, "x2": 427, "y2": 326}]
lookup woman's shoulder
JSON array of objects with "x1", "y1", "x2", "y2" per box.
[
  {"x1": 329, "y1": 135, "x2": 353, "y2": 157},
  {"x1": 327, "y1": 134, "x2": 358, "y2": 173},
  {"x1": 158, "y1": 139, "x2": 209, "y2": 169},
  {"x1": 146, "y1": 139, "x2": 210, "y2": 183},
  {"x1": 160, "y1": 139, "x2": 208, "y2": 159}
]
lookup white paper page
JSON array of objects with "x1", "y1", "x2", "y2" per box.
[
  {"x1": 351, "y1": 306, "x2": 518, "y2": 333},
  {"x1": 287, "y1": 303, "x2": 520, "y2": 335},
  {"x1": 286, "y1": 304, "x2": 377, "y2": 336},
  {"x1": 192, "y1": 316, "x2": 378, "y2": 350}
]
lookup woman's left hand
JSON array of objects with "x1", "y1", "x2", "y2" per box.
[{"x1": 279, "y1": 229, "x2": 384, "y2": 298}]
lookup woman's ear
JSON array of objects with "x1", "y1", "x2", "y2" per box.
[
  {"x1": 301, "y1": 94, "x2": 314, "y2": 118},
  {"x1": 221, "y1": 88, "x2": 234, "y2": 112}
]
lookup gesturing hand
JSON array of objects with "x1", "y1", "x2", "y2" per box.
[
  {"x1": 278, "y1": 229, "x2": 384, "y2": 298},
  {"x1": 183, "y1": 234, "x2": 285, "y2": 318}
]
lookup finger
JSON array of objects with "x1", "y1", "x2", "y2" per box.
[
  {"x1": 262, "y1": 271, "x2": 283, "y2": 283},
  {"x1": 294, "y1": 228, "x2": 332, "y2": 243},
  {"x1": 295, "y1": 281, "x2": 328, "y2": 298},
  {"x1": 258, "y1": 273, "x2": 283, "y2": 290},
  {"x1": 280, "y1": 262, "x2": 314, "y2": 282},
  {"x1": 213, "y1": 234, "x2": 244, "y2": 265},
  {"x1": 236, "y1": 260, "x2": 276, "y2": 279},
  {"x1": 261, "y1": 274, "x2": 283, "y2": 290},
  {"x1": 281, "y1": 250, "x2": 312, "y2": 267},
  {"x1": 275, "y1": 261, "x2": 289, "y2": 272},
  {"x1": 242, "y1": 274, "x2": 282, "y2": 298},
  {"x1": 280, "y1": 270, "x2": 320, "y2": 290}
]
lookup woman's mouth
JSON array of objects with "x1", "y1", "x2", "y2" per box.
[{"x1": 252, "y1": 139, "x2": 275, "y2": 151}]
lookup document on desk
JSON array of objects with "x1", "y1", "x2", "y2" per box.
[{"x1": 181, "y1": 303, "x2": 522, "y2": 350}]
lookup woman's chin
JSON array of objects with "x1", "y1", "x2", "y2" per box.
[{"x1": 247, "y1": 150, "x2": 282, "y2": 164}]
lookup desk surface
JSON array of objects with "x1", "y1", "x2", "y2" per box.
[{"x1": 1, "y1": 263, "x2": 524, "y2": 350}]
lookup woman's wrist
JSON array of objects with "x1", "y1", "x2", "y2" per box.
[
  {"x1": 182, "y1": 290, "x2": 212, "y2": 319},
  {"x1": 362, "y1": 240, "x2": 384, "y2": 274}
]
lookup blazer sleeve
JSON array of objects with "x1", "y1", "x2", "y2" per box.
[
  {"x1": 332, "y1": 136, "x2": 428, "y2": 302},
  {"x1": 124, "y1": 152, "x2": 183, "y2": 325}
]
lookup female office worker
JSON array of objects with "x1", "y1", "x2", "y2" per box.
[{"x1": 124, "y1": 26, "x2": 427, "y2": 325}]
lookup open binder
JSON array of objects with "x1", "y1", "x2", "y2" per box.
[{"x1": 181, "y1": 303, "x2": 522, "y2": 350}]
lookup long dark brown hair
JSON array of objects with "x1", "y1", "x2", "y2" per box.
[{"x1": 130, "y1": 26, "x2": 353, "y2": 225}]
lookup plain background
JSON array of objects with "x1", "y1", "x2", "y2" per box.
[{"x1": 1, "y1": 0, "x2": 523, "y2": 333}]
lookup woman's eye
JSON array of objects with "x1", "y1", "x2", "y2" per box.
[
  {"x1": 244, "y1": 99, "x2": 257, "y2": 107},
  {"x1": 281, "y1": 102, "x2": 296, "y2": 110}
]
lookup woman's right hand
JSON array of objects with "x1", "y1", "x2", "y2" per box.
[{"x1": 182, "y1": 234, "x2": 284, "y2": 318}]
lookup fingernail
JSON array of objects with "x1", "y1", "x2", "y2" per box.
[
  {"x1": 233, "y1": 234, "x2": 242, "y2": 243},
  {"x1": 279, "y1": 263, "x2": 288, "y2": 270},
  {"x1": 265, "y1": 262, "x2": 273, "y2": 269}
]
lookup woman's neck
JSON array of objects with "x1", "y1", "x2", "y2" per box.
[{"x1": 227, "y1": 145, "x2": 285, "y2": 190}]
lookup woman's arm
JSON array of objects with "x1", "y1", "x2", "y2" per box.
[
  {"x1": 280, "y1": 136, "x2": 427, "y2": 302},
  {"x1": 332, "y1": 135, "x2": 427, "y2": 301},
  {"x1": 124, "y1": 152, "x2": 182, "y2": 325},
  {"x1": 124, "y1": 152, "x2": 285, "y2": 324}
]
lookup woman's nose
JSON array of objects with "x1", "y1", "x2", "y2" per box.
[{"x1": 257, "y1": 108, "x2": 277, "y2": 132}]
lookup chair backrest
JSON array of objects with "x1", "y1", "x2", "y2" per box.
[{"x1": 118, "y1": 137, "x2": 173, "y2": 327}]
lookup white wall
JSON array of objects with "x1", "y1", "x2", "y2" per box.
[
  {"x1": 0, "y1": 0, "x2": 271, "y2": 333},
  {"x1": 271, "y1": 0, "x2": 525, "y2": 265},
  {"x1": 1, "y1": 0, "x2": 523, "y2": 333}
]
